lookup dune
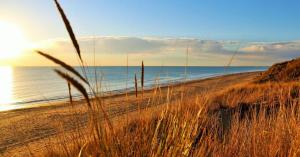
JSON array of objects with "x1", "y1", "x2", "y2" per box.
[{"x1": 256, "y1": 57, "x2": 300, "y2": 83}]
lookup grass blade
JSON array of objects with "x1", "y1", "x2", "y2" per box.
[
  {"x1": 37, "y1": 51, "x2": 88, "y2": 85},
  {"x1": 55, "y1": 69, "x2": 91, "y2": 107},
  {"x1": 141, "y1": 61, "x2": 144, "y2": 88},
  {"x1": 67, "y1": 82, "x2": 73, "y2": 104},
  {"x1": 135, "y1": 73, "x2": 138, "y2": 98},
  {"x1": 54, "y1": 0, "x2": 82, "y2": 61}
]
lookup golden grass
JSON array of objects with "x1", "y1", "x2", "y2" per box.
[
  {"x1": 36, "y1": 80, "x2": 300, "y2": 156},
  {"x1": 257, "y1": 57, "x2": 300, "y2": 83},
  {"x1": 30, "y1": 1, "x2": 300, "y2": 156},
  {"x1": 210, "y1": 81, "x2": 300, "y2": 109}
]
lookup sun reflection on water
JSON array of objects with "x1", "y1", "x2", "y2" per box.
[{"x1": 0, "y1": 66, "x2": 17, "y2": 111}]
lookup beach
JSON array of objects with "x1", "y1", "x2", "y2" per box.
[
  {"x1": 0, "y1": 71, "x2": 260, "y2": 156},
  {"x1": 2, "y1": 66, "x2": 266, "y2": 107}
]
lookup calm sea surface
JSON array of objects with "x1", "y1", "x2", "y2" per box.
[{"x1": 0, "y1": 66, "x2": 267, "y2": 110}]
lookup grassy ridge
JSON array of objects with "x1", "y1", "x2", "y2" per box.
[{"x1": 257, "y1": 57, "x2": 300, "y2": 83}]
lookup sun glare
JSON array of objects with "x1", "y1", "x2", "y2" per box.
[
  {"x1": 0, "y1": 66, "x2": 20, "y2": 111},
  {"x1": 0, "y1": 21, "x2": 28, "y2": 59},
  {"x1": 0, "y1": 66, "x2": 13, "y2": 104}
]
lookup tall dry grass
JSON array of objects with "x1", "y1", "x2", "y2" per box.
[
  {"x1": 32, "y1": 0, "x2": 300, "y2": 156},
  {"x1": 40, "y1": 80, "x2": 300, "y2": 156}
]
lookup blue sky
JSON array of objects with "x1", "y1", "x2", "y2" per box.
[
  {"x1": 1, "y1": 0, "x2": 300, "y2": 41},
  {"x1": 1, "y1": 0, "x2": 300, "y2": 66}
]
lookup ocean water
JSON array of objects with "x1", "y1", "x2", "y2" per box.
[{"x1": 0, "y1": 66, "x2": 267, "y2": 108}]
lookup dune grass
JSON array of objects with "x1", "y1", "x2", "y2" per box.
[
  {"x1": 34, "y1": 80, "x2": 300, "y2": 157},
  {"x1": 28, "y1": 0, "x2": 300, "y2": 156}
]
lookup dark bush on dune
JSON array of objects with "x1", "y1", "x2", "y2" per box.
[{"x1": 256, "y1": 57, "x2": 300, "y2": 83}]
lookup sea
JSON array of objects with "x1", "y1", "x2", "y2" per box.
[{"x1": 0, "y1": 66, "x2": 267, "y2": 110}]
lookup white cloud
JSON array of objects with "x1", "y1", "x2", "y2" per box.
[
  {"x1": 33, "y1": 36, "x2": 300, "y2": 66},
  {"x1": 241, "y1": 45, "x2": 265, "y2": 52},
  {"x1": 240, "y1": 41, "x2": 300, "y2": 59}
]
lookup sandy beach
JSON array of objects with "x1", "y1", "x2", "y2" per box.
[{"x1": 0, "y1": 71, "x2": 260, "y2": 156}]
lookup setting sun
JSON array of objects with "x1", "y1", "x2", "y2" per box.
[{"x1": 0, "y1": 21, "x2": 27, "y2": 59}]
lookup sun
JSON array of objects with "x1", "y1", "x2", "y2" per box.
[{"x1": 0, "y1": 21, "x2": 27, "y2": 59}]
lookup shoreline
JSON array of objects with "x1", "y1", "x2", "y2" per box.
[
  {"x1": 4, "y1": 66, "x2": 268, "y2": 107},
  {"x1": 1, "y1": 71, "x2": 262, "y2": 113}
]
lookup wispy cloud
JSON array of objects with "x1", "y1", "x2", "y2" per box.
[{"x1": 39, "y1": 37, "x2": 239, "y2": 55}]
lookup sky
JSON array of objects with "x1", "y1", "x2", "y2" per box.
[{"x1": 1, "y1": 0, "x2": 300, "y2": 66}]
